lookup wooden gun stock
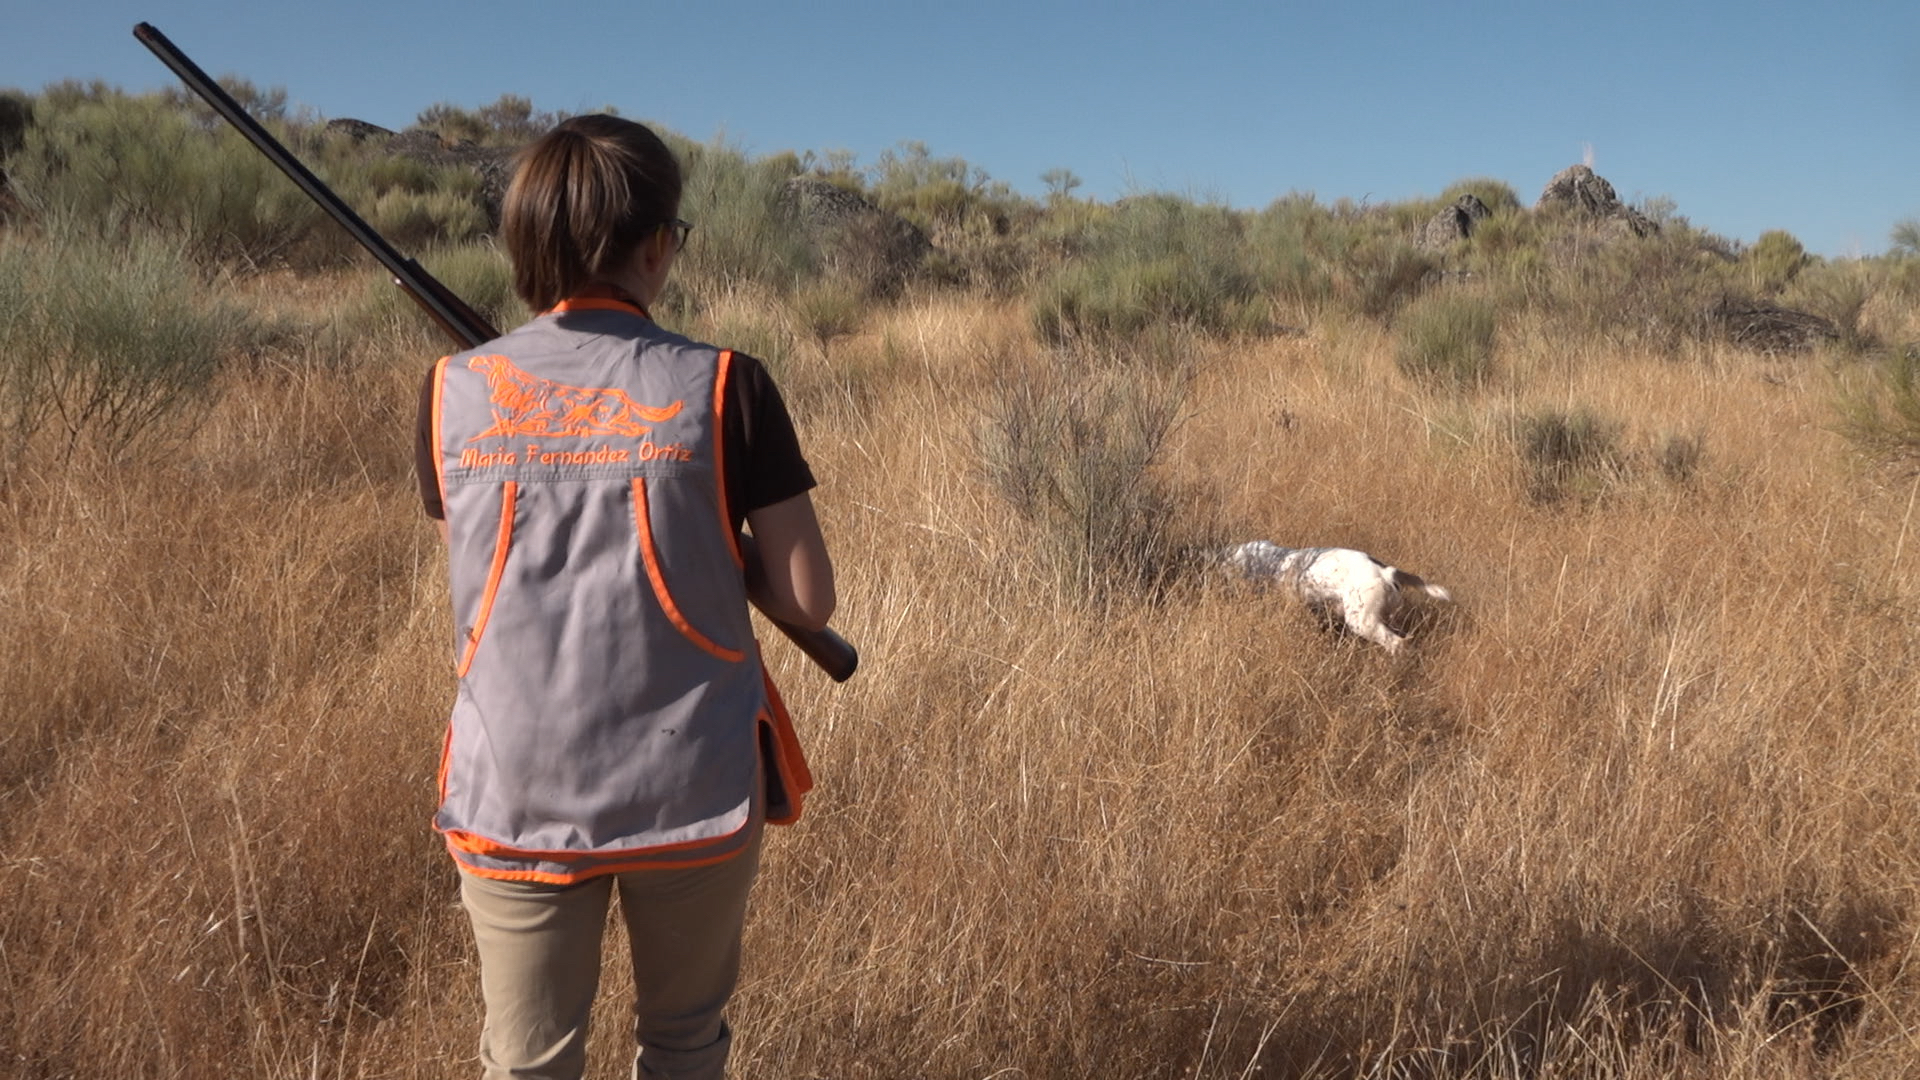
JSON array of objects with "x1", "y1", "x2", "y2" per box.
[{"x1": 134, "y1": 22, "x2": 858, "y2": 682}]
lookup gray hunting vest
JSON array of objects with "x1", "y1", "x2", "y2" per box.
[{"x1": 430, "y1": 295, "x2": 765, "y2": 881}]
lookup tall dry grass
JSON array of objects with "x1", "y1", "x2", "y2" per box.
[{"x1": 3, "y1": 275, "x2": 1920, "y2": 1079}]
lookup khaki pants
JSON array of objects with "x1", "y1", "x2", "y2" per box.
[{"x1": 458, "y1": 832, "x2": 762, "y2": 1080}]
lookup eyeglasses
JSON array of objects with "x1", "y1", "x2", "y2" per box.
[{"x1": 666, "y1": 218, "x2": 693, "y2": 252}]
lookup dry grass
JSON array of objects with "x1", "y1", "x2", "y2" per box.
[{"x1": 4, "y1": 281, "x2": 1920, "y2": 1079}]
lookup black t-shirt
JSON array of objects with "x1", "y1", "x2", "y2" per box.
[{"x1": 416, "y1": 349, "x2": 815, "y2": 530}]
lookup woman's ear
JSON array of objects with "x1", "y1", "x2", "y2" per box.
[{"x1": 636, "y1": 226, "x2": 673, "y2": 274}]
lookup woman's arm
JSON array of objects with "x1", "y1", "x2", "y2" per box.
[{"x1": 741, "y1": 492, "x2": 836, "y2": 631}]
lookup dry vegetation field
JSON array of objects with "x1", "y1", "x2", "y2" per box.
[{"x1": 3, "y1": 261, "x2": 1919, "y2": 1078}]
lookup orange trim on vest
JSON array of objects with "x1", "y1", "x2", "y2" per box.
[
  {"x1": 631, "y1": 477, "x2": 747, "y2": 663},
  {"x1": 430, "y1": 356, "x2": 451, "y2": 509},
  {"x1": 759, "y1": 666, "x2": 813, "y2": 826},
  {"x1": 713, "y1": 349, "x2": 743, "y2": 569},
  {"x1": 456, "y1": 481, "x2": 517, "y2": 679},
  {"x1": 435, "y1": 720, "x2": 455, "y2": 803},
  {"x1": 447, "y1": 838, "x2": 752, "y2": 884},
  {"x1": 548, "y1": 296, "x2": 649, "y2": 318}
]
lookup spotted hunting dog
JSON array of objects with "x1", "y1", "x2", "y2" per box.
[{"x1": 1223, "y1": 541, "x2": 1452, "y2": 654}]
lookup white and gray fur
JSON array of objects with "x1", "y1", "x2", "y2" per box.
[{"x1": 1222, "y1": 540, "x2": 1452, "y2": 654}]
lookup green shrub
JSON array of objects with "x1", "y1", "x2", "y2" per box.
[
  {"x1": 1029, "y1": 194, "x2": 1265, "y2": 344},
  {"x1": 1785, "y1": 261, "x2": 1877, "y2": 353},
  {"x1": 414, "y1": 94, "x2": 561, "y2": 147},
  {"x1": 663, "y1": 136, "x2": 814, "y2": 301},
  {"x1": 979, "y1": 351, "x2": 1210, "y2": 600},
  {"x1": 1246, "y1": 199, "x2": 1333, "y2": 315},
  {"x1": 867, "y1": 141, "x2": 1023, "y2": 235},
  {"x1": 1437, "y1": 177, "x2": 1522, "y2": 215},
  {"x1": 366, "y1": 188, "x2": 489, "y2": 251},
  {"x1": 788, "y1": 280, "x2": 866, "y2": 354},
  {"x1": 1514, "y1": 406, "x2": 1624, "y2": 502},
  {"x1": 1833, "y1": 347, "x2": 1920, "y2": 464},
  {"x1": 426, "y1": 242, "x2": 526, "y2": 331},
  {"x1": 0, "y1": 232, "x2": 257, "y2": 457},
  {"x1": 342, "y1": 241, "x2": 524, "y2": 350},
  {"x1": 1654, "y1": 429, "x2": 1707, "y2": 484},
  {"x1": 694, "y1": 309, "x2": 798, "y2": 377},
  {"x1": 1339, "y1": 238, "x2": 1437, "y2": 318},
  {"x1": 1890, "y1": 218, "x2": 1920, "y2": 260},
  {"x1": 1541, "y1": 226, "x2": 1736, "y2": 352},
  {"x1": 11, "y1": 86, "x2": 329, "y2": 268},
  {"x1": 1396, "y1": 291, "x2": 1496, "y2": 389},
  {"x1": 1744, "y1": 230, "x2": 1809, "y2": 293}
]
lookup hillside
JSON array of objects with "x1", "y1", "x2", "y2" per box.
[{"x1": 2, "y1": 82, "x2": 1919, "y2": 1079}]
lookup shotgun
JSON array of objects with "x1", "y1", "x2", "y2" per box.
[{"x1": 134, "y1": 22, "x2": 859, "y2": 682}]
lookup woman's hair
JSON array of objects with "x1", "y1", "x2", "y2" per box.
[{"x1": 501, "y1": 114, "x2": 683, "y2": 311}]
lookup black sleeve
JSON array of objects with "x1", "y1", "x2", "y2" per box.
[
  {"x1": 723, "y1": 352, "x2": 816, "y2": 532},
  {"x1": 416, "y1": 364, "x2": 443, "y2": 520}
]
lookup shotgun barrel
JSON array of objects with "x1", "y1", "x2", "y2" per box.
[{"x1": 133, "y1": 22, "x2": 859, "y2": 682}]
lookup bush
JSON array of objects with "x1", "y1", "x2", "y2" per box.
[
  {"x1": 979, "y1": 344, "x2": 1211, "y2": 600},
  {"x1": 788, "y1": 280, "x2": 866, "y2": 354},
  {"x1": 1891, "y1": 218, "x2": 1920, "y2": 260},
  {"x1": 867, "y1": 141, "x2": 1013, "y2": 232},
  {"x1": 1541, "y1": 226, "x2": 1736, "y2": 352},
  {"x1": 0, "y1": 232, "x2": 257, "y2": 458},
  {"x1": 345, "y1": 240, "x2": 525, "y2": 348},
  {"x1": 1833, "y1": 347, "x2": 1920, "y2": 464},
  {"x1": 366, "y1": 187, "x2": 489, "y2": 251},
  {"x1": 1437, "y1": 177, "x2": 1522, "y2": 215},
  {"x1": 1514, "y1": 406, "x2": 1624, "y2": 502},
  {"x1": 1785, "y1": 261, "x2": 1877, "y2": 353},
  {"x1": 414, "y1": 94, "x2": 562, "y2": 147},
  {"x1": 9, "y1": 85, "x2": 328, "y2": 268},
  {"x1": 1744, "y1": 230, "x2": 1809, "y2": 293},
  {"x1": 1653, "y1": 429, "x2": 1707, "y2": 484},
  {"x1": 1338, "y1": 238, "x2": 1437, "y2": 318},
  {"x1": 1246, "y1": 198, "x2": 1333, "y2": 315},
  {"x1": 662, "y1": 136, "x2": 814, "y2": 302},
  {"x1": 1396, "y1": 291, "x2": 1497, "y2": 389},
  {"x1": 1029, "y1": 194, "x2": 1265, "y2": 344}
]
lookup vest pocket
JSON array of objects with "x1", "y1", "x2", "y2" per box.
[
  {"x1": 631, "y1": 477, "x2": 746, "y2": 662},
  {"x1": 456, "y1": 481, "x2": 517, "y2": 678}
]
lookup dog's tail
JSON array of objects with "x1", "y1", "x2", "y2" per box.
[{"x1": 1389, "y1": 567, "x2": 1453, "y2": 603}]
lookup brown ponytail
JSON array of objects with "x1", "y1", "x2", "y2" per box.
[{"x1": 501, "y1": 114, "x2": 683, "y2": 312}]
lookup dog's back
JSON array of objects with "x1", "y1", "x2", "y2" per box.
[{"x1": 1222, "y1": 540, "x2": 1451, "y2": 653}]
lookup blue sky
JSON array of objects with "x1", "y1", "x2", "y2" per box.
[{"x1": 5, "y1": 0, "x2": 1916, "y2": 257}]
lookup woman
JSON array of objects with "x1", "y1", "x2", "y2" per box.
[{"x1": 414, "y1": 114, "x2": 835, "y2": 1080}]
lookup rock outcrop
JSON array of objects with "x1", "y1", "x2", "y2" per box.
[
  {"x1": 778, "y1": 176, "x2": 931, "y2": 294},
  {"x1": 0, "y1": 94, "x2": 29, "y2": 223},
  {"x1": 323, "y1": 118, "x2": 517, "y2": 226},
  {"x1": 1713, "y1": 298, "x2": 1839, "y2": 354},
  {"x1": 1536, "y1": 164, "x2": 1658, "y2": 238},
  {"x1": 1418, "y1": 193, "x2": 1492, "y2": 250},
  {"x1": 321, "y1": 117, "x2": 394, "y2": 142}
]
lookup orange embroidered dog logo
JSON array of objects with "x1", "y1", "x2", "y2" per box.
[{"x1": 467, "y1": 355, "x2": 683, "y2": 440}]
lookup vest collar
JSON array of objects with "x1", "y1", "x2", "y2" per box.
[{"x1": 548, "y1": 283, "x2": 650, "y2": 319}]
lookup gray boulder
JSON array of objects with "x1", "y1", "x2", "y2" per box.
[
  {"x1": 1713, "y1": 298, "x2": 1839, "y2": 354},
  {"x1": 778, "y1": 176, "x2": 931, "y2": 295},
  {"x1": 327, "y1": 119, "x2": 518, "y2": 227},
  {"x1": 322, "y1": 117, "x2": 395, "y2": 142},
  {"x1": 1536, "y1": 164, "x2": 1659, "y2": 237},
  {"x1": 1418, "y1": 193, "x2": 1492, "y2": 250}
]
